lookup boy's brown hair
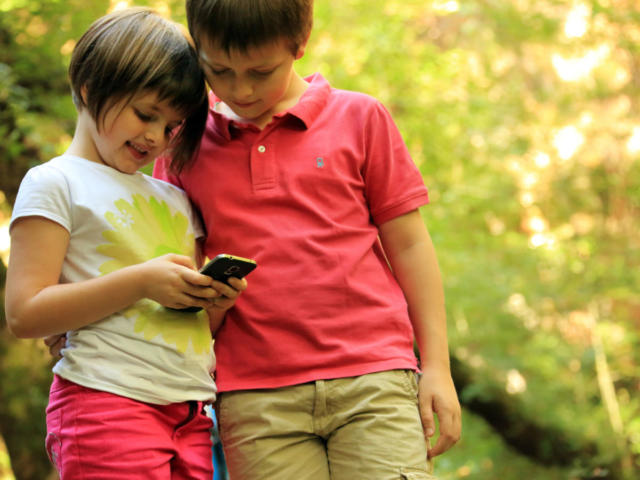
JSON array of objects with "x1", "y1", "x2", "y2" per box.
[
  {"x1": 69, "y1": 7, "x2": 208, "y2": 172},
  {"x1": 186, "y1": 0, "x2": 313, "y2": 54}
]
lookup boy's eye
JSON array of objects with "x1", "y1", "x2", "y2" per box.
[
  {"x1": 252, "y1": 69, "x2": 275, "y2": 77},
  {"x1": 210, "y1": 68, "x2": 230, "y2": 76}
]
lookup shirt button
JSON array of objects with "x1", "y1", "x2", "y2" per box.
[{"x1": 257, "y1": 145, "x2": 266, "y2": 153}]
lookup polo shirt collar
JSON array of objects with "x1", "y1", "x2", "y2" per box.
[
  {"x1": 208, "y1": 72, "x2": 331, "y2": 140},
  {"x1": 285, "y1": 73, "x2": 331, "y2": 128}
]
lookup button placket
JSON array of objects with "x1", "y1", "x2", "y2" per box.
[{"x1": 250, "y1": 140, "x2": 276, "y2": 191}]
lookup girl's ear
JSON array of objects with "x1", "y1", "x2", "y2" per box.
[{"x1": 80, "y1": 85, "x2": 89, "y2": 105}]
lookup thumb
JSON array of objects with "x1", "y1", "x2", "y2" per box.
[
  {"x1": 420, "y1": 399, "x2": 436, "y2": 439},
  {"x1": 165, "y1": 253, "x2": 196, "y2": 270}
]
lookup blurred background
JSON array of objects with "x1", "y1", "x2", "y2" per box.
[{"x1": 0, "y1": 0, "x2": 638, "y2": 479}]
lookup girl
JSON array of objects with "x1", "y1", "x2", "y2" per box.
[{"x1": 5, "y1": 7, "x2": 245, "y2": 479}]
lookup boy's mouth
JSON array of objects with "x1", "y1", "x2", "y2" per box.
[{"x1": 233, "y1": 100, "x2": 258, "y2": 108}]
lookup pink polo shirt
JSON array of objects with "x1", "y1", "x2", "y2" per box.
[{"x1": 154, "y1": 74, "x2": 430, "y2": 392}]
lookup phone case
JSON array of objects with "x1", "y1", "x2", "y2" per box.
[{"x1": 200, "y1": 254, "x2": 257, "y2": 283}]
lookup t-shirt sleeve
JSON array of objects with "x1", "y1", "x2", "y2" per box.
[
  {"x1": 361, "y1": 99, "x2": 429, "y2": 226},
  {"x1": 10, "y1": 163, "x2": 72, "y2": 232}
]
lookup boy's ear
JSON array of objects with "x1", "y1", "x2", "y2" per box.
[{"x1": 295, "y1": 31, "x2": 311, "y2": 60}]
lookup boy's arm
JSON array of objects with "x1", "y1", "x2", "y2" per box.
[
  {"x1": 205, "y1": 276, "x2": 248, "y2": 336},
  {"x1": 6, "y1": 217, "x2": 218, "y2": 338},
  {"x1": 378, "y1": 208, "x2": 461, "y2": 458}
]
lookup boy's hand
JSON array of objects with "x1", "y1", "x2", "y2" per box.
[
  {"x1": 418, "y1": 367, "x2": 462, "y2": 458},
  {"x1": 44, "y1": 333, "x2": 67, "y2": 359},
  {"x1": 208, "y1": 276, "x2": 248, "y2": 311},
  {"x1": 206, "y1": 276, "x2": 248, "y2": 336}
]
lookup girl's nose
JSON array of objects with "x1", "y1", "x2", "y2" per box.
[{"x1": 144, "y1": 123, "x2": 165, "y2": 146}]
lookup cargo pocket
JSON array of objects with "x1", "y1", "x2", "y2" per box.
[{"x1": 399, "y1": 467, "x2": 437, "y2": 479}]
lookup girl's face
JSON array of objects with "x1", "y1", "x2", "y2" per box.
[{"x1": 85, "y1": 92, "x2": 184, "y2": 174}]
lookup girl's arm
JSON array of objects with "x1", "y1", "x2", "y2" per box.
[
  {"x1": 378, "y1": 208, "x2": 462, "y2": 458},
  {"x1": 5, "y1": 216, "x2": 218, "y2": 338}
]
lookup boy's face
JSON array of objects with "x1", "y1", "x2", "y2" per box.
[{"x1": 197, "y1": 37, "x2": 305, "y2": 126}]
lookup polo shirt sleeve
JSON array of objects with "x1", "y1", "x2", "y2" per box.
[{"x1": 362, "y1": 99, "x2": 429, "y2": 226}]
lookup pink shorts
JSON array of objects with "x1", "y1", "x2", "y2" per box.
[{"x1": 46, "y1": 375, "x2": 213, "y2": 479}]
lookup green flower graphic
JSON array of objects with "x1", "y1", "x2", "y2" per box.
[{"x1": 97, "y1": 194, "x2": 211, "y2": 354}]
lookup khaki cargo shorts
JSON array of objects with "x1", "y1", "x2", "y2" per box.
[{"x1": 216, "y1": 369, "x2": 436, "y2": 480}]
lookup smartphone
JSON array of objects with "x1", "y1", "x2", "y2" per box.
[
  {"x1": 200, "y1": 254, "x2": 257, "y2": 283},
  {"x1": 171, "y1": 254, "x2": 257, "y2": 313}
]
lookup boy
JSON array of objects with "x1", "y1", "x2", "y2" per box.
[{"x1": 153, "y1": 1, "x2": 461, "y2": 478}]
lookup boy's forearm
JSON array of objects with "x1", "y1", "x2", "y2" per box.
[
  {"x1": 378, "y1": 210, "x2": 452, "y2": 371},
  {"x1": 393, "y1": 240, "x2": 451, "y2": 371},
  {"x1": 208, "y1": 307, "x2": 227, "y2": 336}
]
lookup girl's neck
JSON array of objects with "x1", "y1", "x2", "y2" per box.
[{"x1": 66, "y1": 110, "x2": 104, "y2": 166}]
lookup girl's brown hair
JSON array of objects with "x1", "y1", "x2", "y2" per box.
[{"x1": 69, "y1": 7, "x2": 208, "y2": 172}]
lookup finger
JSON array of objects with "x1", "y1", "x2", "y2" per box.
[
  {"x1": 187, "y1": 284, "x2": 219, "y2": 300},
  {"x1": 44, "y1": 334, "x2": 64, "y2": 347},
  {"x1": 50, "y1": 337, "x2": 66, "y2": 358},
  {"x1": 419, "y1": 400, "x2": 436, "y2": 440},
  {"x1": 166, "y1": 254, "x2": 196, "y2": 270},
  {"x1": 180, "y1": 293, "x2": 218, "y2": 310},
  {"x1": 226, "y1": 277, "x2": 248, "y2": 292},
  {"x1": 428, "y1": 413, "x2": 460, "y2": 458},
  {"x1": 210, "y1": 280, "x2": 240, "y2": 299},
  {"x1": 429, "y1": 435, "x2": 454, "y2": 458},
  {"x1": 184, "y1": 270, "x2": 215, "y2": 287}
]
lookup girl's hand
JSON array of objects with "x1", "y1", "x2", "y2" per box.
[{"x1": 138, "y1": 254, "x2": 219, "y2": 310}]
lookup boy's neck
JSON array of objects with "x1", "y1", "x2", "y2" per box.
[{"x1": 216, "y1": 72, "x2": 309, "y2": 130}]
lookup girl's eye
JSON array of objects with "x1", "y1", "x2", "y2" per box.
[
  {"x1": 210, "y1": 69, "x2": 230, "y2": 76},
  {"x1": 165, "y1": 122, "x2": 182, "y2": 137},
  {"x1": 135, "y1": 110, "x2": 152, "y2": 122}
]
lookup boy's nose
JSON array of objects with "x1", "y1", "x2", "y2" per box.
[{"x1": 232, "y1": 78, "x2": 253, "y2": 99}]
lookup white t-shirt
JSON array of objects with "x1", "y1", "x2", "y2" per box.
[{"x1": 11, "y1": 155, "x2": 216, "y2": 404}]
